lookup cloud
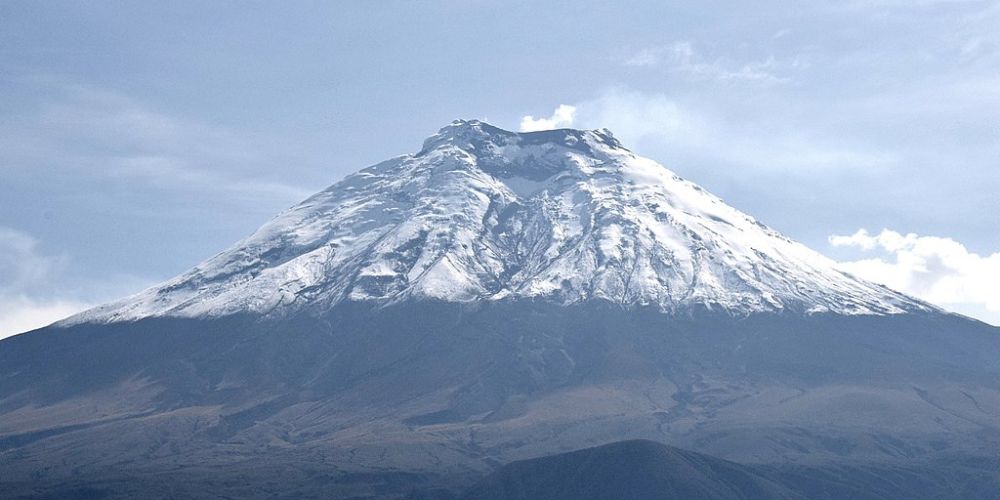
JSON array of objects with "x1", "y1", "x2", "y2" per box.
[
  {"x1": 0, "y1": 227, "x2": 67, "y2": 292},
  {"x1": 519, "y1": 104, "x2": 577, "y2": 132},
  {"x1": 0, "y1": 226, "x2": 150, "y2": 339},
  {"x1": 574, "y1": 89, "x2": 692, "y2": 141},
  {"x1": 842, "y1": 0, "x2": 985, "y2": 9},
  {"x1": 0, "y1": 226, "x2": 94, "y2": 338},
  {"x1": 622, "y1": 41, "x2": 791, "y2": 85},
  {"x1": 0, "y1": 296, "x2": 91, "y2": 340},
  {"x1": 525, "y1": 88, "x2": 896, "y2": 174},
  {"x1": 111, "y1": 155, "x2": 311, "y2": 201},
  {"x1": 0, "y1": 83, "x2": 312, "y2": 202},
  {"x1": 831, "y1": 228, "x2": 1000, "y2": 324}
]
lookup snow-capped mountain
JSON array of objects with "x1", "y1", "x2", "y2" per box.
[
  {"x1": 66, "y1": 120, "x2": 932, "y2": 324},
  {"x1": 8, "y1": 120, "x2": 1000, "y2": 500}
]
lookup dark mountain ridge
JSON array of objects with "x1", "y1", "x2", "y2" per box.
[
  {"x1": 456, "y1": 440, "x2": 1000, "y2": 500},
  {"x1": 2, "y1": 301, "x2": 999, "y2": 498}
]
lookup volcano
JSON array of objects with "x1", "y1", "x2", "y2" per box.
[{"x1": 2, "y1": 121, "x2": 999, "y2": 499}]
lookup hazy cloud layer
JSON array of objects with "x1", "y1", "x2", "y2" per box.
[
  {"x1": 0, "y1": 226, "x2": 154, "y2": 339},
  {"x1": 0, "y1": 296, "x2": 91, "y2": 340},
  {"x1": 622, "y1": 41, "x2": 793, "y2": 85},
  {"x1": 520, "y1": 89, "x2": 896, "y2": 174},
  {"x1": 0, "y1": 83, "x2": 312, "y2": 202},
  {"x1": 0, "y1": 227, "x2": 88, "y2": 338}
]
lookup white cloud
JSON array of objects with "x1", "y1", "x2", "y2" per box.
[
  {"x1": 563, "y1": 89, "x2": 717, "y2": 159},
  {"x1": 519, "y1": 104, "x2": 577, "y2": 132},
  {"x1": 0, "y1": 227, "x2": 67, "y2": 292},
  {"x1": 622, "y1": 41, "x2": 791, "y2": 85},
  {"x1": 0, "y1": 296, "x2": 91, "y2": 340},
  {"x1": 831, "y1": 228, "x2": 1000, "y2": 324},
  {"x1": 0, "y1": 227, "x2": 91, "y2": 339}
]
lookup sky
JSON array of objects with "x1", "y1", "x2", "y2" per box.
[{"x1": 1, "y1": 0, "x2": 998, "y2": 337}]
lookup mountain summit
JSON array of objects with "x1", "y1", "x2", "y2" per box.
[{"x1": 68, "y1": 120, "x2": 930, "y2": 324}]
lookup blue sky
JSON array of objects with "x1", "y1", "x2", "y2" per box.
[{"x1": 1, "y1": 0, "x2": 998, "y2": 335}]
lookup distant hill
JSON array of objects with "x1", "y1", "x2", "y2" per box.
[
  {"x1": 456, "y1": 440, "x2": 1000, "y2": 500},
  {"x1": 459, "y1": 440, "x2": 804, "y2": 500}
]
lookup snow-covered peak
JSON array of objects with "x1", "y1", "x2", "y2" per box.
[{"x1": 64, "y1": 121, "x2": 935, "y2": 325}]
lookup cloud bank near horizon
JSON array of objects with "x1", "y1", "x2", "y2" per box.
[{"x1": 831, "y1": 228, "x2": 1000, "y2": 325}]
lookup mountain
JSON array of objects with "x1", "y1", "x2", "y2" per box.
[
  {"x1": 65, "y1": 120, "x2": 930, "y2": 324},
  {"x1": 2, "y1": 121, "x2": 999, "y2": 499}
]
